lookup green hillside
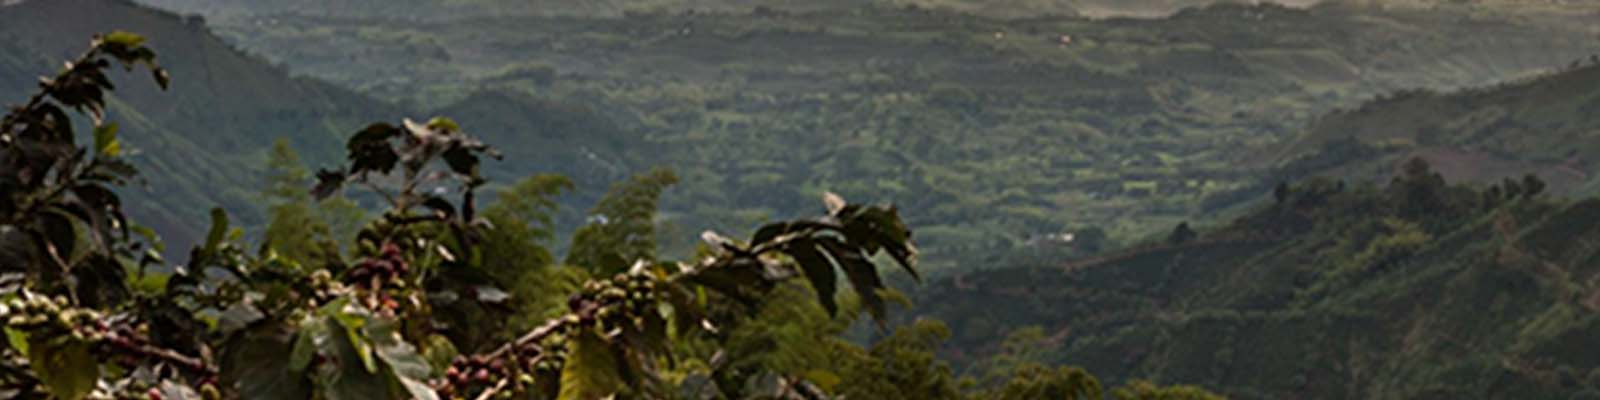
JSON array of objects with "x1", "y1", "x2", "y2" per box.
[
  {"x1": 1262, "y1": 63, "x2": 1600, "y2": 198},
  {"x1": 0, "y1": 0, "x2": 399, "y2": 248},
  {"x1": 187, "y1": 2, "x2": 1600, "y2": 268},
  {"x1": 128, "y1": 0, "x2": 1600, "y2": 20},
  {"x1": 128, "y1": 0, "x2": 1233, "y2": 20},
  {"x1": 914, "y1": 163, "x2": 1600, "y2": 398},
  {"x1": 8, "y1": 0, "x2": 1598, "y2": 268}
]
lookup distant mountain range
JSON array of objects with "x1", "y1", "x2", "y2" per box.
[
  {"x1": 127, "y1": 0, "x2": 1288, "y2": 19},
  {"x1": 915, "y1": 73, "x2": 1600, "y2": 391},
  {"x1": 1262, "y1": 63, "x2": 1600, "y2": 197},
  {"x1": 172, "y1": 0, "x2": 1600, "y2": 267},
  {"x1": 6, "y1": 0, "x2": 1599, "y2": 264},
  {"x1": 125, "y1": 0, "x2": 1600, "y2": 20},
  {"x1": 8, "y1": 1, "x2": 1600, "y2": 397}
]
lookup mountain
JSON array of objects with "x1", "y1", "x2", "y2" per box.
[
  {"x1": 913, "y1": 167, "x2": 1600, "y2": 398},
  {"x1": 127, "y1": 0, "x2": 1600, "y2": 21},
  {"x1": 0, "y1": 0, "x2": 400, "y2": 248},
  {"x1": 911, "y1": 63, "x2": 1600, "y2": 397},
  {"x1": 177, "y1": 1, "x2": 1600, "y2": 268},
  {"x1": 1260, "y1": 62, "x2": 1600, "y2": 198},
  {"x1": 131, "y1": 0, "x2": 1295, "y2": 20}
]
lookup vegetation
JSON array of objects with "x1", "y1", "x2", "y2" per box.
[
  {"x1": 916, "y1": 157, "x2": 1600, "y2": 398},
  {"x1": 0, "y1": 33, "x2": 1223, "y2": 400},
  {"x1": 10, "y1": 0, "x2": 1600, "y2": 271},
  {"x1": 5, "y1": 0, "x2": 1600, "y2": 399}
]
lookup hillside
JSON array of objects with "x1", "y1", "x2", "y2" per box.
[
  {"x1": 913, "y1": 167, "x2": 1600, "y2": 398},
  {"x1": 0, "y1": 0, "x2": 400, "y2": 248},
  {"x1": 9, "y1": 0, "x2": 1598, "y2": 268},
  {"x1": 1263, "y1": 63, "x2": 1600, "y2": 198},
  {"x1": 132, "y1": 0, "x2": 1306, "y2": 20},
  {"x1": 129, "y1": 0, "x2": 1600, "y2": 20},
  {"x1": 189, "y1": 2, "x2": 1600, "y2": 268}
]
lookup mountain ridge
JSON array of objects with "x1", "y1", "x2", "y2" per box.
[{"x1": 0, "y1": 0, "x2": 401, "y2": 248}]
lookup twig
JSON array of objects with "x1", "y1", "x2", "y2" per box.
[
  {"x1": 473, "y1": 376, "x2": 510, "y2": 400},
  {"x1": 362, "y1": 180, "x2": 400, "y2": 210},
  {"x1": 481, "y1": 317, "x2": 568, "y2": 362},
  {"x1": 102, "y1": 329, "x2": 215, "y2": 375}
]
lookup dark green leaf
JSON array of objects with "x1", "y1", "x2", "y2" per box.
[
  {"x1": 221, "y1": 325, "x2": 312, "y2": 400},
  {"x1": 27, "y1": 337, "x2": 98, "y2": 400},
  {"x1": 842, "y1": 206, "x2": 919, "y2": 282},
  {"x1": 558, "y1": 330, "x2": 628, "y2": 400},
  {"x1": 420, "y1": 196, "x2": 455, "y2": 219},
  {"x1": 315, "y1": 313, "x2": 391, "y2": 400},
  {"x1": 817, "y1": 239, "x2": 887, "y2": 324},
  {"x1": 787, "y1": 239, "x2": 838, "y2": 315},
  {"x1": 4, "y1": 328, "x2": 28, "y2": 356},
  {"x1": 92, "y1": 123, "x2": 118, "y2": 157},
  {"x1": 288, "y1": 319, "x2": 322, "y2": 373},
  {"x1": 100, "y1": 31, "x2": 147, "y2": 49},
  {"x1": 36, "y1": 211, "x2": 76, "y2": 263},
  {"x1": 312, "y1": 169, "x2": 346, "y2": 200},
  {"x1": 441, "y1": 147, "x2": 478, "y2": 177},
  {"x1": 204, "y1": 208, "x2": 229, "y2": 253},
  {"x1": 367, "y1": 318, "x2": 439, "y2": 400},
  {"x1": 345, "y1": 123, "x2": 400, "y2": 176}
]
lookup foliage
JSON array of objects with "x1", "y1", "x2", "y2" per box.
[
  {"x1": 985, "y1": 364, "x2": 1103, "y2": 400},
  {"x1": 1112, "y1": 380, "x2": 1226, "y2": 400},
  {"x1": 915, "y1": 169, "x2": 1600, "y2": 398},
  {"x1": 476, "y1": 174, "x2": 580, "y2": 341},
  {"x1": 67, "y1": 0, "x2": 1600, "y2": 273},
  {"x1": 565, "y1": 167, "x2": 677, "y2": 276},
  {"x1": 0, "y1": 34, "x2": 998, "y2": 400},
  {"x1": 830, "y1": 319, "x2": 966, "y2": 400},
  {"x1": 262, "y1": 138, "x2": 343, "y2": 265},
  {"x1": 0, "y1": 31, "x2": 196, "y2": 399}
]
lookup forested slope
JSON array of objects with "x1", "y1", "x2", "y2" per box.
[
  {"x1": 916, "y1": 160, "x2": 1600, "y2": 398},
  {"x1": 194, "y1": 2, "x2": 1600, "y2": 268},
  {"x1": 918, "y1": 62, "x2": 1600, "y2": 397},
  {"x1": 1262, "y1": 63, "x2": 1600, "y2": 197},
  {"x1": 0, "y1": 0, "x2": 398, "y2": 247},
  {"x1": 9, "y1": 0, "x2": 1599, "y2": 266}
]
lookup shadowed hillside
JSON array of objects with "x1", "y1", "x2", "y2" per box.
[
  {"x1": 193, "y1": 1, "x2": 1600, "y2": 267},
  {"x1": 915, "y1": 167, "x2": 1600, "y2": 398},
  {"x1": 918, "y1": 64, "x2": 1600, "y2": 396},
  {"x1": 0, "y1": 0, "x2": 399, "y2": 247},
  {"x1": 1260, "y1": 63, "x2": 1600, "y2": 199}
]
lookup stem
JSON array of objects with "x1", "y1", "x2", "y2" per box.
[
  {"x1": 481, "y1": 317, "x2": 569, "y2": 362},
  {"x1": 101, "y1": 329, "x2": 215, "y2": 375},
  {"x1": 473, "y1": 377, "x2": 511, "y2": 400},
  {"x1": 362, "y1": 180, "x2": 399, "y2": 210}
]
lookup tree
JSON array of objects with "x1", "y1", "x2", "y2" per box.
[
  {"x1": 986, "y1": 364, "x2": 1103, "y2": 400},
  {"x1": 1402, "y1": 156, "x2": 1432, "y2": 180},
  {"x1": 1522, "y1": 173, "x2": 1547, "y2": 198},
  {"x1": 835, "y1": 319, "x2": 966, "y2": 400},
  {"x1": 1169, "y1": 222, "x2": 1197, "y2": 245},
  {"x1": 565, "y1": 167, "x2": 678, "y2": 275},
  {"x1": 262, "y1": 138, "x2": 339, "y2": 264},
  {"x1": 1502, "y1": 177, "x2": 1523, "y2": 200},
  {"x1": 1112, "y1": 380, "x2": 1225, "y2": 400},
  {"x1": 474, "y1": 174, "x2": 577, "y2": 341},
  {"x1": 0, "y1": 31, "x2": 185, "y2": 399},
  {"x1": 0, "y1": 32, "x2": 1221, "y2": 400},
  {"x1": 1, "y1": 34, "x2": 928, "y2": 399}
]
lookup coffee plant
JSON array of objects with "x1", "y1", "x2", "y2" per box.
[{"x1": 1, "y1": 33, "x2": 921, "y2": 400}]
